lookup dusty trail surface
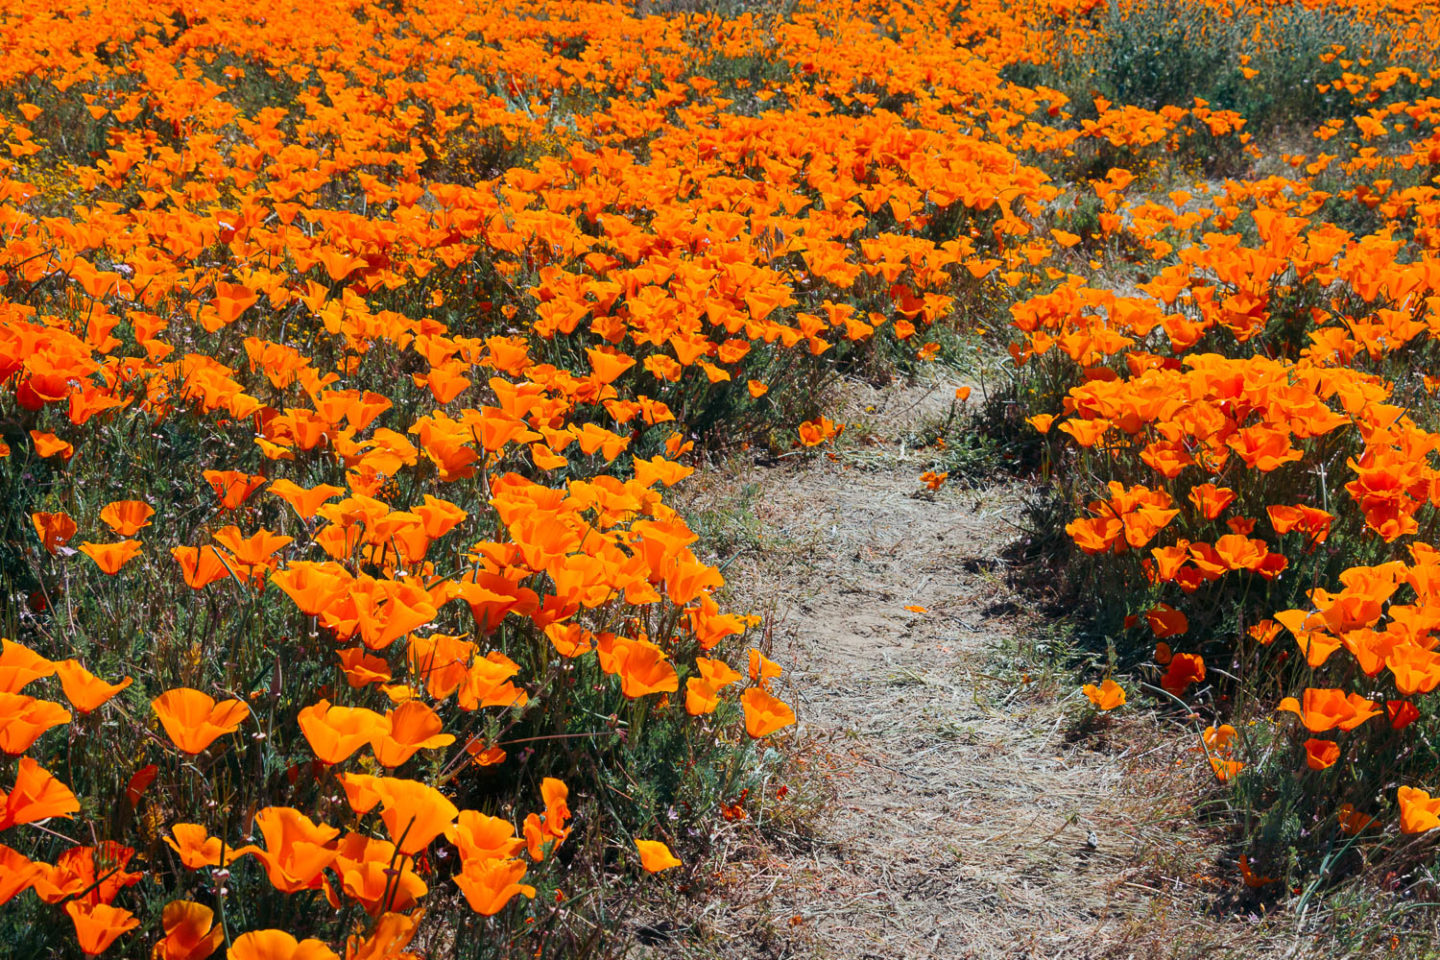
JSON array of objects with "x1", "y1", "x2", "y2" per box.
[{"x1": 662, "y1": 376, "x2": 1224, "y2": 960}]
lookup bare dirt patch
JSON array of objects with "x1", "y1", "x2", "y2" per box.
[{"x1": 646, "y1": 374, "x2": 1263, "y2": 960}]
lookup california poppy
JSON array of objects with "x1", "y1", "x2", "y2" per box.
[
  {"x1": 1304, "y1": 738, "x2": 1341, "y2": 771},
  {"x1": 153, "y1": 901, "x2": 225, "y2": 960},
  {"x1": 31, "y1": 511, "x2": 77, "y2": 554},
  {"x1": 298, "y1": 700, "x2": 386, "y2": 764},
  {"x1": 0, "y1": 692, "x2": 71, "y2": 754},
  {"x1": 1277, "y1": 688, "x2": 1381, "y2": 733},
  {"x1": 0, "y1": 756, "x2": 80, "y2": 829},
  {"x1": 98, "y1": 500, "x2": 154, "y2": 535},
  {"x1": 372, "y1": 776, "x2": 459, "y2": 855},
  {"x1": 0, "y1": 639, "x2": 55, "y2": 694},
  {"x1": 635, "y1": 839, "x2": 682, "y2": 873},
  {"x1": 1082, "y1": 678, "x2": 1125, "y2": 710},
  {"x1": 151, "y1": 688, "x2": 250, "y2": 753},
  {"x1": 171, "y1": 546, "x2": 231, "y2": 589},
  {"x1": 78, "y1": 540, "x2": 143, "y2": 575},
  {"x1": 203, "y1": 469, "x2": 266, "y2": 510},
  {"x1": 228, "y1": 930, "x2": 340, "y2": 960},
  {"x1": 369, "y1": 700, "x2": 454, "y2": 767},
  {"x1": 447, "y1": 810, "x2": 525, "y2": 863},
  {"x1": 741, "y1": 687, "x2": 796, "y2": 737},
  {"x1": 246, "y1": 806, "x2": 341, "y2": 893},
  {"x1": 65, "y1": 900, "x2": 139, "y2": 956},
  {"x1": 1399, "y1": 786, "x2": 1440, "y2": 834},
  {"x1": 163, "y1": 823, "x2": 247, "y2": 870},
  {"x1": 53, "y1": 660, "x2": 131, "y2": 713},
  {"x1": 1160, "y1": 653, "x2": 1205, "y2": 696},
  {"x1": 454, "y1": 857, "x2": 536, "y2": 916},
  {"x1": 0, "y1": 844, "x2": 41, "y2": 905},
  {"x1": 523, "y1": 777, "x2": 572, "y2": 860},
  {"x1": 330, "y1": 833, "x2": 428, "y2": 915}
]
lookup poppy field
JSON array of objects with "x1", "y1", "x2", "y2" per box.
[{"x1": 4, "y1": 0, "x2": 1440, "y2": 953}]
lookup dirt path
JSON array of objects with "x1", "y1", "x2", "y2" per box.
[{"x1": 664, "y1": 375, "x2": 1232, "y2": 960}]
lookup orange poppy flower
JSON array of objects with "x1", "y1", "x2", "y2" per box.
[
  {"x1": 336, "y1": 647, "x2": 391, "y2": 687},
  {"x1": 31, "y1": 511, "x2": 77, "y2": 554},
  {"x1": 228, "y1": 930, "x2": 340, "y2": 960},
  {"x1": 0, "y1": 844, "x2": 41, "y2": 905},
  {"x1": 297, "y1": 700, "x2": 387, "y2": 764},
  {"x1": 247, "y1": 806, "x2": 341, "y2": 893},
  {"x1": 1304, "y1": 738, "x2": 1341, "y2": 771},
  {"x1": 1336, "y1": 804, "x2": 1376, "y2": 835},
  {"x1": 163, "y1": 823, "x2": 248, "y2": 870},
  {"x1": 202, "y1": 469, "x2": 266, "y2": 510},
  {"x1": 1399, "y1": 786, "x2": 1440, "y2": 834},
  {"x1": 53, "y1": 659, "x2": 131, "y2": 713},
  {"x1": 1387, "y1": 643, "x2": 1440, "y2": 696},
  {"x1": 523, "y1": 777, "x2": 572, "y2": 860},
  {"x1": 171, "y1": 546, "x2": 232, "y2": 589},
  {"x1": 98, "y1": 500, "x2": 154, "y2": 535},
  {"x1": 1082, "y1": 678, "x2": 1126, "y2": 710},
  {"x1": 0, "y1": 692, "x2": 71, "y2": 754},
  {"x1": 609, "y1": 635, "x2": 679, "y2": 698},
  {"x1": 330, "y1": 833, "x2": 428, "y2": 916},
  {"x1": 369, "y1": 700, "x2": 454, "y2": 767},
  {"x1": 268, "y1": 479, "x2": 345, "y2": 520},
  {"x1": 1145, "y1": 604, "x2": 1188, "y2": 638},
  {"x1": 685, "y1": 676, "x2": 723, "y2": 716},
  {"x1": 32, "y1": 841, "x2": 141, "y2": 906},
  {"x1": 747, "y1": 649, "x2": 782, "y2": 685},
  {"x1": 153, "y1": 901, "x2": 224, "y2": 960},
  {"x1": 151, "y1": 688, "x2": 250, "y2": 753},
  {"x1": 1237, "y1": 855, "x2": 1275, "y2": 888},
  {"x1": 0, "y1": 638, "x2": 56, "y2": 694},
  {"x1": 447, "y1": 810, "x2": 525, "y2": 863},
  {"x1": 372, "y1": 777, "x2": 459, "y2": 855},
  {"x1": 454, "y1": 857, "x2": 536, "y2": 916},
  {"x1": 78, "y1": 540, "x2": 143, "y2": 575},
  {"x1": 1187, "y1": 483, "x2": 1236, "y2": 520},
  {"x1": 1160, "y1": 653, "x2": 1205, "y2": 696},
  {"x1": 1277, "y1": 688, "x2": 1381, "y2": 733},
  {"x1": 543, "y1": 622, "x2": 595, "y2": 657},
  {"x1": 1388, "y1": 699, "x2": 1421, "y2": 730},
  {"x1": 30, "y1": 430, "x2": 73, "y2": 460},
  {"x1": 345, "y1": 912, "x2": 419, "y2": 960},
  {"x1": 741, "y1": 687, "x2": 796, "y2": 738},
  {"x1": 65, "y1": 900, "x2": 139, "y2": 956},
  {"x1": 635, "y1": 839, "x2": 682, "y2": 873},
  {"x1": 0, "y1": 756, "x2": 80, "y2": 829}
]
